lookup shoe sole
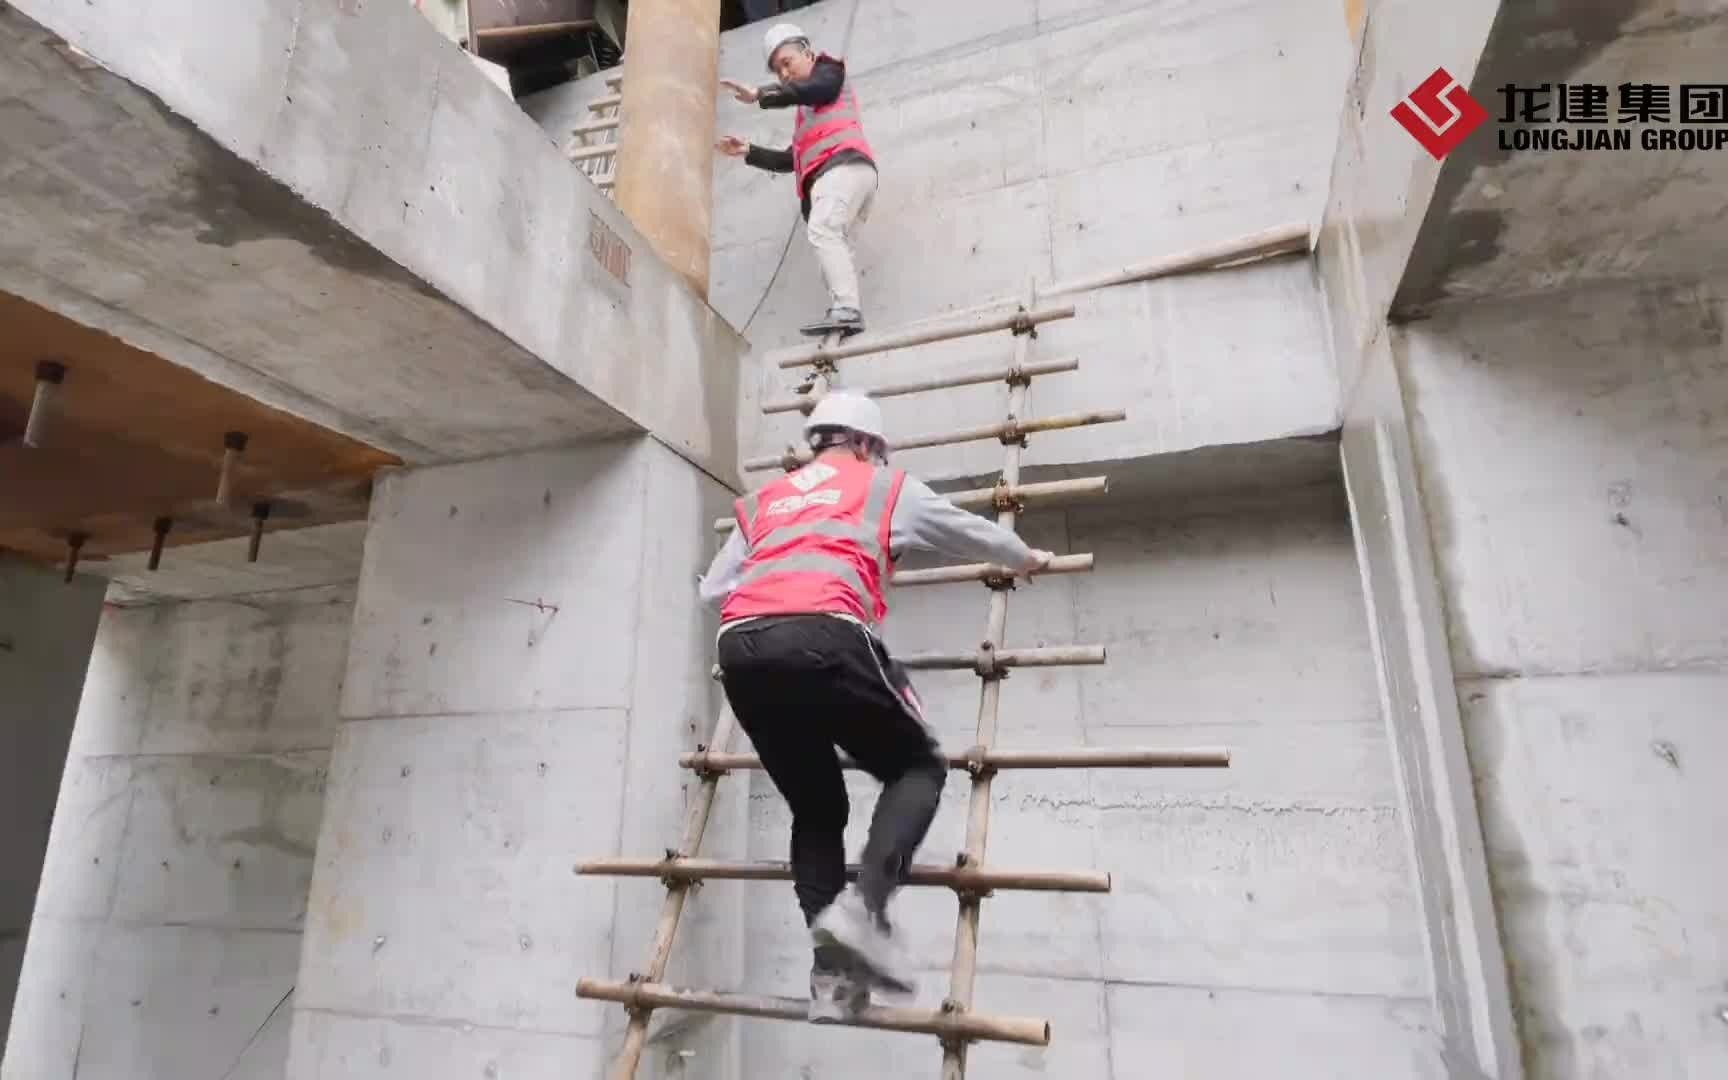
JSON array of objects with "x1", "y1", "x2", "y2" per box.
[
  {"x1": 811, "y1": 927, "x2": 916, "y2": 996},
  {"x1": 798, "y1": 324, "x2": 866, "y2": 338}
]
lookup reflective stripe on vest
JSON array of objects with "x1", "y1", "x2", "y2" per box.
[
  {"x1": 721, "y1": 458, "x2": 902, "y2": 625},
  {"x1": 792, "y1": 72, "x2": 874, "y2": 188}
]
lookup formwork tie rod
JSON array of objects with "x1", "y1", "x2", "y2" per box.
[
  {"x1": 713, "y1": 477, "x2": 1110, "y2": 534},
  {"x1": 576, "y1": 979, "x2": 1051, "y2": 1047},
  {"x1": 577, "y1": 857, "x2": 1110, "y2": 894},
  {"x1": 679, "y1": 746, "x2": 1233, "y2": 774}
]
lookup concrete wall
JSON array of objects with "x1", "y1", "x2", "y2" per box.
[
  {"x1": 527, "y1": 0, "x2": 1352, "y2": 484},
  {"x1": 736, "y1": 484, "x2": 1444, "y2": 1076},
  {"x1": 1398, "y1": 277, "x2": 1728, "y2": 1080},
  {"x1": 2, "y1": 584, "x2": 352, "y2": 1080},
  {"x1": 0, "y1": 561, "x2": 105, "y2": 1062},
  {"x1": 289, "y1": 436, "x2": 747, "y2": 1079}
]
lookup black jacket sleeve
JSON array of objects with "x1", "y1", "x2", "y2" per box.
[
  {"x1": 757, "y1": 56, "x2": 845, "y2": 110},
  {"x1": 745, "y1": 144, "x2": 795, "y2": 173}
]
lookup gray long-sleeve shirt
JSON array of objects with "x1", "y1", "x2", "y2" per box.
[{"x1": 698, "y1": 472, "x2": 1036, "y2": 613}]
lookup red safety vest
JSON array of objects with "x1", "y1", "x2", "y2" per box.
[
  {"x1": 721, "y1": 454, "x2": 905, "y2": 626},
  {"x1": 792, "y1": 57, "x2": 875, "y2": 191}
]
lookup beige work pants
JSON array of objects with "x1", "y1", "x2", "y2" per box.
[{"x1": 806, "y1": 161, "x2": 878, "y2": 311}]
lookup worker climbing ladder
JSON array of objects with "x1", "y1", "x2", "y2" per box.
[{"x1": 575, "y1": 224, "x2": 1312, "y2": 1077}]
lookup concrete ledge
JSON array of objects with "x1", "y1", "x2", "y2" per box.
[{"x1": 1, "y1": 0, "x2": 743, "y2": 485}]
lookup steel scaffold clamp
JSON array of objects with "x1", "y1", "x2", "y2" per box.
[
  {"x1": 688, "y1": 743, "x2": 722, "y2": 781},
  {"x1": 973, "y1": 641, "x2": 1008, "y2": 681},
  {"x1": 990, "y1": 481, "x2": 1024, "y2": 515},
  {"x1": 959, "y1": 744, "x2": 995, "y2": 778},
  {"x1": 621, "y1": 972, "x2": 651, "y2": 1020},
  {"x1": 1008, "y1": 307, "x2": 1039, "y2": 338},
  {"x1": 997, "y1": 417, "x2": 1029, "y2": 448},
  {"x1": 1004, "y1": 361, "x2": 1033, "y2": 388}
]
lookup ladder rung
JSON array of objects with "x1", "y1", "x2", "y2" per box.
[
  {"x1": 743, "y1": 410, "x2": 1127, "y2": 473},
  {"x1": 577, "y1": 857, "x2": 1110, "y2": 893},
  {"x1": 576, "y1": 979, "x2": 1051, "y2": 1046},
  {"x1": 472, "y1": 20, "x2": 596, "y2": 49},
  {"x1": 679, "y1": 746, "x2": 1232, "y2": 773},
  {"x1": 606, "y1": 72, "x2": 623, "y2": 88},
  {"x1": 900, "y1": 644, "x2": 1105, "y2": 671},
  {"x1": 572, "y1": 116, "x2": 620, "y2": 136},
  {"x1": 589, "y1": 93, "x2": 622, "y2": 111},
  {"x1": 772, "y1": 302, "x2": 1077, "y2": 370},
  {"x1": 567, "y1": 143, "x2": 617, "y2": 163},
  {"x1": 712, "y1": 476, "x2": 1110, "y2": 534},
  {"x1": 892, "y1": 552, "x2": 1092, "y2": 588},
  {"x1": 762, "y1": 357, "x2": 1080, "y2": 415}
]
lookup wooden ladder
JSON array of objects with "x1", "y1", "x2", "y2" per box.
[{"x1": 574, "y1": 270, "x2": 1258, "y2": 1077}]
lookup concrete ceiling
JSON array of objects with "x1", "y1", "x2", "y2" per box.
[
  {"x1": 0, "y1": 289, "x2": 394, "y2": 573},
  {"x1": 1394, "y1": 1, "x2": 1728, "y2": 315}
]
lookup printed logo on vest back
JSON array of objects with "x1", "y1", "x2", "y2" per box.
[{"x1": 766, "y1": 489, "x2": 841, "y2": 516}]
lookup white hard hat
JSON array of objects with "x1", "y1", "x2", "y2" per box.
[
  {"x1": 803, "y1": 391, "x2": 884, "y2": 442},
  {"x1": 763, "y1": 22, "x2": 809, "y2": 70}
]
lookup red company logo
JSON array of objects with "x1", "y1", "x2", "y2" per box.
[{"x1": 1391, "y1": 67, "x2": 1489, "y2": 159}]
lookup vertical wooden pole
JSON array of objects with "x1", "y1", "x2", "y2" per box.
[
  {"x1": 940, "y1": 279, "x2": 1037, "y2": 1079},
  {"x1": 607, "y1": 708, "x2": 738, "y2": 1079}
]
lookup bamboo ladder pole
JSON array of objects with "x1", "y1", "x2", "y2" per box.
[
  {"x1": 939, "y1": 277, "x2": 1041, "y2": 1079},
  {"x1": 604, "y1": 707, "x2": 737, "y2": 1080}
]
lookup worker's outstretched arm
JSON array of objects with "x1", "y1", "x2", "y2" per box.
[
  {"x1": 697, "y1": 527, "x2": 748, "y2": 610},
  {"x1": 890, "y1": 476, "x2": 1052, "y2": 571},
  {"x1": 756, "y1": 58, "x2": 845, "y2": 109},
  {"x1": 745, "y1": 144, "x2": 795, "y2": 173}
]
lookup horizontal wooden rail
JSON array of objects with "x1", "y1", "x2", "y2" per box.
[
  {"x1": 576, "y1": 857, "x2": 1110, "y2": 894},
  {"x1": 712, "y1": 477, "x2": 1110, "y2": 534},
  {"x1": 899, "y1": 644, "x2": 1106, "y2": 671},
  {"x1": 892, "y1": 552, "x2": 1092, "y2": 588},
  {"x1": 679, "y1": 746, "x2": 1233, "y2": 773},
  {"x1": 473, "y1": 20, "x2": 596, "y2": 48},
  {"x1": 576, "y1": 979, "x2": 1052, "y2": 1046},
  {"x1": 771, "y1": 303, "x2": 1076, "y2": 370},
  {"x1": 1044, "y1": 222, "x2": 1312, "y2": 299},
  {"x1": 762, "y1": 358, "x2": 1079, "y2": 416},
  {"x1": 572, "y1": 116, "x2": 620, "y2": 136},
  {"x1": 589, "y1": 93, "x2": 622, "y2": 111},
  {"x1": 568, "y1": 143, "x2": 617, "y2": 163},
  {"x1": 743, "y1": 409, "x2": 1126, "y2": 473}
]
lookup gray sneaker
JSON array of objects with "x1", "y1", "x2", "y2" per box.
[
  {"x1": 808, "y1": 964, "x2": 869, "y2": 1024},
  {"x1": 810, "y1": 888, "x2": 916, "y2": 996}
]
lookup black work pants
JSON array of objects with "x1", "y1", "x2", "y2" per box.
[{"x1": 716, "y1": 614, "x2": 946, "y2": 931}]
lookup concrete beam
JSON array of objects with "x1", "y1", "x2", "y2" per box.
[
  {"x1": 1394, "y1": 2, "x2": 1728, "y2": 315},
  {"x1": 0, "y1": 0, "x2": 743, "y2": 486}
]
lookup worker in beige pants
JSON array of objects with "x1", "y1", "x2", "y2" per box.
[{"x1": 718, "y1": 22, "x2": 880, "y2": 338}]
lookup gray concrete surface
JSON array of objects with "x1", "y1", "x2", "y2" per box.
[
  {"x1": 1398, "y1": 278, "x2": 1728, "y2": 1080},
  {"x1": 1, "y1": 0, "x2": 743, "y2": 483},
  {"x1": 1, "y1": 584, "x2": 352, "y2": 1080},
  {"x1": 290, "y1": 437, "x2": 746, "y2": 1079},
  {"x1": 738, "y1": 485, "x2": 1442, "y2": 1075},
  {"x1": 0, "y1": 560, "x2": 105, "y2": 1062}
]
